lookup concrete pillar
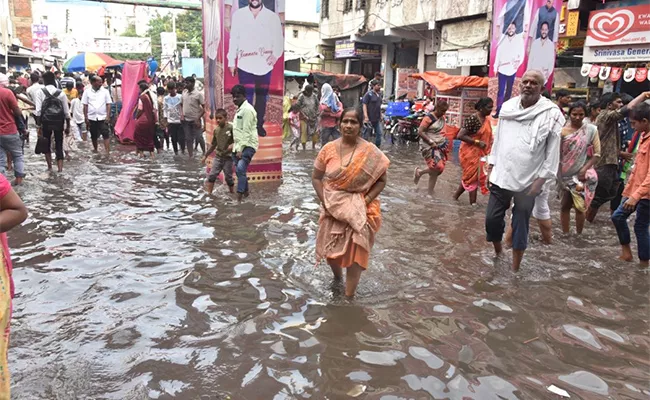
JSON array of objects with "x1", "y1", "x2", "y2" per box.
[
  {"x1": 417, "y1": 39, "x2": 426, "y2": 97},
  {"x1": 382, "y1": 43, "x2": 394, "y2": 100},
  {"x1": 345, "y1": 59, "x2": 351, "y2": 74}
]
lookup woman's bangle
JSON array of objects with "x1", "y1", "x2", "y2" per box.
[{"x1": 474, "y1": 139, "x2": 480, "y2": 145}]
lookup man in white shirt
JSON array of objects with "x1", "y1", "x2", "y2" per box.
[
  {"x1": 34, "y1": 71, "x2": 71, "y2": 173},
  {"x1": 485, "y1": 70, "x2": 564, "y2": 272},
  {"x1": 82, "y1": 75, "x2": 113, "y2": 154},
  {"x1": 224, "y1": 0, "x2": 285, "y2": 31},
  {"x1": 526, "y1": 22, "x2": 555, "y2": 85},
  {"x1": 26, "y1": 73, "x2": 43, "y2": 125},
  {"x1": 227, "y1": 0, "x2": 284, "y2": 137},
  {"x1": 493, "y1": 23, "x2": 525, "y2": 117},
  {"x1": 205, "y1": 0, "x2": 221, "y2": 120}
]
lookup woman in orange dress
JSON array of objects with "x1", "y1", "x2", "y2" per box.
[
  {"x1": 0, "y1": 174, "x2": 28, "y2": 398},
  {"x1": 312, "y1": 108, "x2": 390, "y2": 297},
  {"x1": 454, "y1": 97, "x2": 494, "y2": 205}
]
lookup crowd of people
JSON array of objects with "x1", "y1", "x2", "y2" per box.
[
  {"x1": 311, "y1": 69, "x2": 650, "y2": 297},
  {"x1": 0, "y1": 64, "x2": 648, "y2": 396}
]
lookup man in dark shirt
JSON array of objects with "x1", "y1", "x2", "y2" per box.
[
  {"x1": 587, "y1": 91, "x2": 650, "y2": 222},
  {"x1": 362, "y1": 81, "x2": 383, "y2": 148}
]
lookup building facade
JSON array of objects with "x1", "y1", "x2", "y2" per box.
[{"x1": 319, "y1": 0, "x2": 491, "y2": 98}]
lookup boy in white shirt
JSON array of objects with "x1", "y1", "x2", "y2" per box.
[{"x1": 70, "y1": 90, "x2": 86, "y2": 141}]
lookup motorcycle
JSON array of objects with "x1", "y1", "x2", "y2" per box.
[{"x1": 390, "y1": 110, "x2": 423, "y2": 143}]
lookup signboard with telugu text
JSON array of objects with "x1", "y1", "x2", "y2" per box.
[{"x1": 440, "y1": 19, "x2": 490, "y2": 51}]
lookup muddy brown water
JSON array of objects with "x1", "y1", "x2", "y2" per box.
[{"x1": 6, "y1": 138, "x2": 649, "y2": 399}]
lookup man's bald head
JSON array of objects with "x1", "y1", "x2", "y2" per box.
[
  {"x1": 523, "y1": 70, "x2": 545, "y2": 86},
  {"x1": 520, "y1": 70, "x2": 544, "y2": 108}
]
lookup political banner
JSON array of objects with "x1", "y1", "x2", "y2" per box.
[
  {"x1": 203, "y1": 0, "x2": 284, "y2": 183},
  {"x1": 32, "y1": 24, "x2": 49, "y2": 54},
  {"x1": 488, "y1": 0, "x2": 563, "y2": 116}
]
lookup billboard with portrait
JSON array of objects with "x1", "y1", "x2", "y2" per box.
[
  {"x1": 488, "y1": 0, "x2": 562, "y2": 116},
  {"x1": 202, "y1": 0, "x2": 284, "y2": 182}
]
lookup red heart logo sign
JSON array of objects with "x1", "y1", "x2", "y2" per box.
[{"x1": 589, "y1": 10, "x2": 635, "y2": 42}]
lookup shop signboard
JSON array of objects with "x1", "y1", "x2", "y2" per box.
[
  {"x1": 355, "y1": 42, "x2": 382, "y2": 58},
  {"x1": 335, "y1": 40, "x2": 381, "y2": 59},
  {"x1": 440, "y1": 19, "x2": 490, "y2": 51},
  {"x1": 436, "y1": 51, "x2": 458, "y2": 69},
  {"x1": 586, "y1": 4, "x2": 650, "y2": 47},
  {"x1": 488, "y1": 0, "x2": 563, "y2": 114},
  {"x1": 583, "y1": 44, "x2": 650, "y2": 63},
  {"x1": 566, "y1": 11, "x2": 579, "y2": 37},
  {"x1": 334, "y1": 39, "x2": 355, "y2": 58},
  {"x1": 457, "y1": 47, "x2": 488, "y2": 66},
  {"x1": 61, "y1": 36, "x2": 151, "y2": 54}
]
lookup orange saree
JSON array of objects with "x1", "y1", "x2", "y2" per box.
[
  {"x1": 459, "y1": 116, "x2": 493, "y2": 195},
  {"x1": 314, "y1": 139, "x2": 390, "y2": 269}
]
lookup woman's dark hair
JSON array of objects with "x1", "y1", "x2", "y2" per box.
[
  {"x1": 167, "y1": 81, "x2": 176, "y2": 90},
  {"x1": 289, "y1": 104, "x2": 300, "y2": 113},
  {"x1": 632, "y1": 103, "x2": 650, "y2": 122},
  {"x1": 156, "y1": 86, "x2": 165, "y2": 96},
  {"x1": 474, "y1": 97, "x2": 493, "y2": 111},
  {"x1": 340, "y1": 107, "x2": 363, "y2": 125},
  {"x1": 138, "y1": 81, "x2": 149, "y2": 92},
  {"x1": 435, "y1": 100, "x2": 449, "y2": 111},
  {"x1": 568, "y1": 101, "x2": 588, "y2": 115}
]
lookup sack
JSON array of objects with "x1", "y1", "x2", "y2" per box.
[
  {"x1": 40, "y1": 88, "x2": 65, "y2": 124},
  {"x1": 34, "y1": 136, "x2": 49, "y2": 155}
]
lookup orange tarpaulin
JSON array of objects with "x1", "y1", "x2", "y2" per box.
[{"x1": 410, "y1": 71, "x2": 488, "y2": 92}]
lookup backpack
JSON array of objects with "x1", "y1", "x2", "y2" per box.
[{"x1": 40, "y1": 88, "x2": 65, "y2": 124}]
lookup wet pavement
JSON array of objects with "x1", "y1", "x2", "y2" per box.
[{"x1": 7, "y1": 137, "x2": 650, "y2": 399}]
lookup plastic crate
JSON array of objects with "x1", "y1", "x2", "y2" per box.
[{"x1": 385, "y1": 101, "x2": 411, "y2": 117}]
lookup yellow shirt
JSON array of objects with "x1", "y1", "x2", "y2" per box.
[{"x1": 63, "y1": 88, "x2": 78, "y2": 103}]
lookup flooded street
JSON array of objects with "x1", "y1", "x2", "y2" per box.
[{"x1": 7, "y1": 139, "x2": 649, "y2": 399}]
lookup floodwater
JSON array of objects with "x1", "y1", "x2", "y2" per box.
[{"x1": 7, "y1": 138, "x2": 649, "y2": 399}]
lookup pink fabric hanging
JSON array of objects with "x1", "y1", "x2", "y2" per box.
[{"x1": 115, "y1": 61, "x2": 148, "y2": 143}]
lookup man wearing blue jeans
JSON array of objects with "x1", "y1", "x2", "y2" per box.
[
  {"x1": 0, "y1": 74, "x2": 27, "y2": 184},
  {"x1": 362, "y1": 80, "x2": 383, "y2": 147},
  {"x1": 231, "y1": 85, "x2": 259, "y2": 203}
]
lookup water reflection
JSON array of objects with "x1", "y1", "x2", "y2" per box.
[{"x1": 6, "y1": 142, "x2": 649, "y2": 398}]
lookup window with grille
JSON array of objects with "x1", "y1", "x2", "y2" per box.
[
  {"x1": 357, "y1": 0, "x2": 366, "y2": 9},
  {"x1": 321, "y1": 0, "x2": 329, "y2": 18},
  {"x1": 344, "y1": 0, "x2": 353, "y2": 12}
]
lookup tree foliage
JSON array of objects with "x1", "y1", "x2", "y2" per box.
[
  {"x1": 146, "y1": 10, "x2": 203, "y2": 64},
  {"x1": 106, "y1": 10, "x2": 203, "y2": 64}
]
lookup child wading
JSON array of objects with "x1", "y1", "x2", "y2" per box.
[
  {"x1": 202, "y1": 109, "x2": 234, "y2": 194},
  {"x1": 611, "y1": 99, "x2": 650, "y2": 266},
  {"x1": 288, "y1": 104, "x2": 301, "y2": 151}
]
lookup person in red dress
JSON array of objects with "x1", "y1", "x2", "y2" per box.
[{"x1": 134, "y1": 81, "x2": 157, "y2": 158}]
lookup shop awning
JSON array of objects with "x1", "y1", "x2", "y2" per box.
[
  {"x1": 310, "y1": 70, "x2": 367, "y2": 91},
  {"x1": 284, "y1": 70, "x2": 309, "y2": 78},
  {"x1": 410, "y1": 71, "x2": 488, "y2": 91}
]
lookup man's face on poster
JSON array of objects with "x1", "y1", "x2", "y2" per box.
[
  {"x1": 507, "y1": 23, "x2": 516, "y2": 36},
  {"x1": 541, "y1": 23, "x2": 549, "y2": 39},
  {"x1": 248, "y1": 0, "x2": 262, "y2": 8},
  {"x1": 546, "y1": 0, "x2": 552, "y2": 9}
]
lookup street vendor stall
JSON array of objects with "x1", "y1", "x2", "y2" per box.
[{"x1": 410, "y1": 71, "x2": 488, "y2": 138}]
